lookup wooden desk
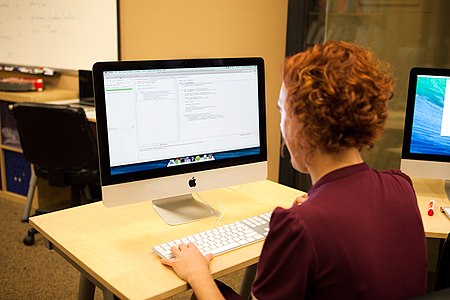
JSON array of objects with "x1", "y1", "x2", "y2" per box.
[
  {"x1": 30, "y1": 178, "x2": 450, "y2": 299},
  {"x1": 412, "y1": 178, "x2": 450, "y2": 239},
  {"x1": 30, "y1": 180, "x2": 301, "y2": 300}
]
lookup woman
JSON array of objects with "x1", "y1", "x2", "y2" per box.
[{"x1": 161, "y1": 41, "x2": 428, "y2": 299}]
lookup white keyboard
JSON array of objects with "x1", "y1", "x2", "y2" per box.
[{"x1": 152, "y1": 212, "x2": 272, "y2": 259}]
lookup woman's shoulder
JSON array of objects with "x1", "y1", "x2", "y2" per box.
[
  {"x1": 380, "y1": 169, "x2": 413, "y2": 183},
  {"x1": 378, "y1": 169, "x2": 415, "y2": 191}
]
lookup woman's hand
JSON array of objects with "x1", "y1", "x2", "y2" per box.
[
  {"x1": 160, "y1": 242, "x2": 213, "y2": 283},
  {"x1": 293, "y1": 193, "x2": 308, "y2": 207},
  {"x1": 161, "y1": 243, "x2": 225, "y2": 300}
]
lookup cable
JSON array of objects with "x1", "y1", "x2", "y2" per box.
[
  {"x1": 227, "y1": 184, "x2": 244, "y2": 192},
  {"x1": 194, "y1": 192, "x2": 226, "y2": 227},
  {"x1": 211, "y1": 202, "x2": 226, "y2": 227}
]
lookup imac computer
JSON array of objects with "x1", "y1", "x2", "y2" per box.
[
  {"x1": 93, "y1": 57, "x2": 267, "y2": 225},
  {"x1": 401, "y1": 67, "x2": 450, "y2": 198}
]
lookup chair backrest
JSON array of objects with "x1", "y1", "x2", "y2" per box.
[
  {"x1": 435, "y1": 232, "x2": 450, "y2": 290},
  {"x1": 12, "y1": 102, "x2": 98, "y2": 172}
]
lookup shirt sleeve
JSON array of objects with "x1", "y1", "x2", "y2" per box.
[{"x1": 252, "y1": 207, "x2": 318, "y2": 300}]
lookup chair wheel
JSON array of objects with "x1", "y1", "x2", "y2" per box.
[
  {"x1": 23, "y1": 235, "x2": 35, "y2": 246},
  {"x1": 23, "y1": 232, "x2": 35, "y2": 246}
]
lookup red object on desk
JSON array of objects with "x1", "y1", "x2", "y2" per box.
[{"x1": 428, "y1": 200, "x2": 436, "y2": 216}]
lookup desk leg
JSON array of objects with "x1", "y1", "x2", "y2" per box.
[
  {"x1": 103, "y1": 289, "x2": 120, "y2": 300},
  {"x1": 239, "y1": 264, "x2": 257, "y2": 299},
  {"x1": 78, "y1": 274, "x2": 95, "y2": 300},
  {"x1": 51, "y1": 245, "x2": 117, "y2": 299}
]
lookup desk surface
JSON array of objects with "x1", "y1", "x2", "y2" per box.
[
  {"x1": 30, "y1": 178, "x2": 450, "y2": 299},
  {"x1": 30, "y1": 180, "x2": 300, "y2": 300},
  {"x1": 412, "y1": 177, "x2": 450, "y2": 239}
]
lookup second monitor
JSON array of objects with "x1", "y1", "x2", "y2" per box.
[
  {"x1": 401, "y1": 67, "x2": 450, "y2": 199},
  {"x1": 93, "y1": 57, "x2": 267, "y2": 225}
]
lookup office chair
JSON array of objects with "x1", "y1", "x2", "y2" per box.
[{"x1": 12, "y1": 102, "x2": 100, "y2": 245}]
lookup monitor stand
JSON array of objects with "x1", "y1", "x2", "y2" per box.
[{"x1": 152, "y1": 194, "x2": 220, "y2": 225}]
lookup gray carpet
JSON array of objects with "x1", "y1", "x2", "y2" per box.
[{"x1": 0, "y1": 198, "x2": 243, "y2": 300}]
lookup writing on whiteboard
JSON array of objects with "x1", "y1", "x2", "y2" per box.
[{"x1": 0, "y1": 0, "x2": 118, "y2": 70}]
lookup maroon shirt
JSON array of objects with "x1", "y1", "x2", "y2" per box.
[{"x1": 251, "y1": 163, "x2": 427, "y2": 300}]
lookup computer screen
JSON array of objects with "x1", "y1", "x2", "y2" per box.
[
  {"x1": 93, "y1": 57, "x2": 267, "y2": 225},
  {"x1": 401, "y1": 67, "x2": 450, "y2": 189},
  {"x1": 78, "y1": 70, "x2": 95, "y2": 106}
]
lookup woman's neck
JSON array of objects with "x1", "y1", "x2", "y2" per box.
[{"x1": 308, "y1": 148, "x2": 364, "y2": 184}]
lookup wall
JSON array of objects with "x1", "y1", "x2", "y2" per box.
[
  {"x1": 324, "y1": 0, "x2": 450, "y2": 171},
  {"x1": 120, "y1": 0, "x2": 288, "y2": 181},
  {"x1": 1, "y1": 1, "x2": 288, "y2": 182}
]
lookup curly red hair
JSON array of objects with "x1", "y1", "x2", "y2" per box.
[{"x1": 282, "y1": 40, "x2": 394, "y2": 153}]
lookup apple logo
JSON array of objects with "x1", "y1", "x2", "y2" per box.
[{"x1": 188, "y1": 176, "x2": 197, "y2": 188}]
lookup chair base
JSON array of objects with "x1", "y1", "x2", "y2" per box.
[
  {"x1": 22, "y1": 207, "x2": 51, "y2": 246},
  {"x1": 23, "y1": 228, "x2": 38, "y2": 246}
]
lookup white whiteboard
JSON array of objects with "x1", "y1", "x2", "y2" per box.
[{"x1": 0, "y1": 0, "x2": 119, "y2": 71}]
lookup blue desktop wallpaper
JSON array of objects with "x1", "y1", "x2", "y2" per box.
[{"x1": 410, "y1": 76, "x2": 450, "y2": 155}]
